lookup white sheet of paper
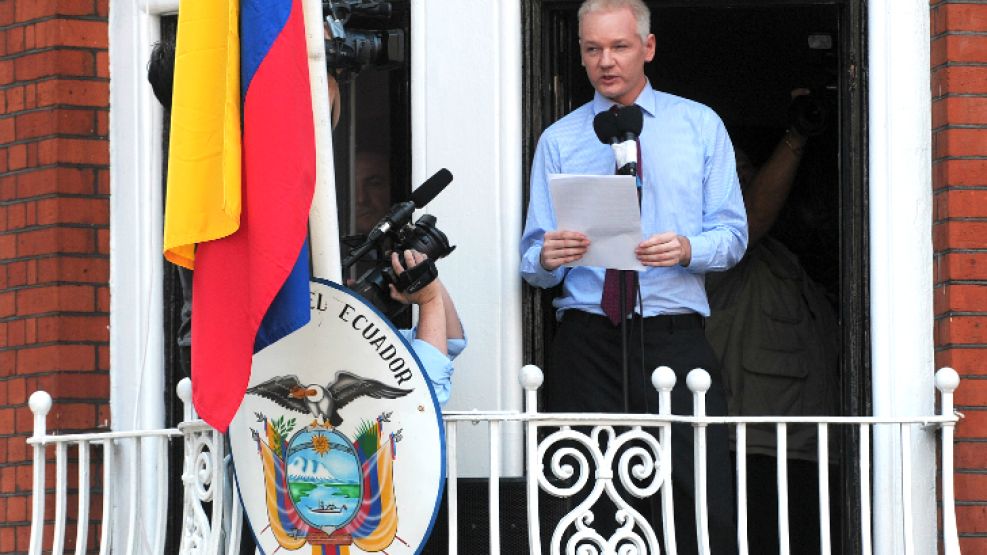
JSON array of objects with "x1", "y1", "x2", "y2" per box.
[{"x1": 549, "y1": 174, "x2": 645, "y2": 270}]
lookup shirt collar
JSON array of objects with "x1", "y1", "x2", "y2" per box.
[{"x1": 591, "y1": 80, "x2": 656, "y2": 117}]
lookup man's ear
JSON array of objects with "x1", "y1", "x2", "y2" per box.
[{"x1": 644, "y1": 34, "x2": 656, "y2": 62}]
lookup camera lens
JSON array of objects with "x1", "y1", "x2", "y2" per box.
[
  {"x1": 406, "y1": 215, "x2": 455, "y2": 260},
  {"x1": 788, "y1": 94, "x2": 828, "y2": 137}
]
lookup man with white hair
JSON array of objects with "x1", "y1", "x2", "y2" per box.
[{"x1": 520, "y1": 1, "x2": 746, "y2": 552}]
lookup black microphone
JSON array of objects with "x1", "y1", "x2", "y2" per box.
[
  {"x1": 410, "y1": 168, "x2": 453, "y2": 208},
  {"x1": 593, "y1": 108, "x2": 639, "y2": 176},
  {"x1": 593, "y1": 110, "x2": 620, "y2": 144},
  {"x1": 614, "y1": 105, "x2": 643, "y2": 140},
  {"x1": 368, "y1": 168, "x2": 452, "y2": 241},
  {"x1": 362, "y1": 202, "x2": 413, "y2": 245}
]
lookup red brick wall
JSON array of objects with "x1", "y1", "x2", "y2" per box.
[
  {"x1": 932, "y1": 0, "x2": 987, "y2": 551},
  {"x1": 0, "y1": 0, "x2": 110, "y2": 552}
]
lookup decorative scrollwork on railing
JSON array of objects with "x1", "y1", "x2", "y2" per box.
[
  {"x1": 537, "y1": 425, "x2": 664, "y2": 554},
  {"x1": 178, "y1": 425, "x2": 224, "y2": 554}
]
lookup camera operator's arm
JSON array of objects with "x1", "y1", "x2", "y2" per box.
[
  {"x1": 438, "y1": 278, "x2": 464, "y2": 342},
  {"x1": 388, "y1": 250, "x2": 464, "y2": 354},
  {"x1": 389, "y1": 250, "x2": 466, "y2": 407},
  {"x1": 744, "y1": 89, "x2": 810, "y2": 245}
]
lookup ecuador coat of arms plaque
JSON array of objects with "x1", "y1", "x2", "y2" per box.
[{"x1": 228, "y1": 279, "x2": 445, "y2": 554}]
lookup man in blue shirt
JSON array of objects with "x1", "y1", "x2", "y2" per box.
[{"x1": 519, "y1": 0, "x2": 746, "y2": 552}]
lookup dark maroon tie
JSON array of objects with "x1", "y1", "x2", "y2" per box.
[{"x1": 601, "y1": 133, "x2": 641, "y2": 326}]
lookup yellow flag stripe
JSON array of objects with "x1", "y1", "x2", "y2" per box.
[{"x1": 163, "y1": 0, "x2": 242, "y2": 269}]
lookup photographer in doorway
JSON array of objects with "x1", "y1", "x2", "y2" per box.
[{"x1": 706, "y1": 89, "x2": 840, "y2": 554}]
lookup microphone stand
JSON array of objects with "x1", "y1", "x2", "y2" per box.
[
  {"x1": 618, "y1": 160, "x2": 638, "y2": 415},
  {"x1": 593, "y1": 106, "x2": 643, "y2": 415},
  {"x1": 620, "y1": 269, "x2": 630, "y2": 414}
]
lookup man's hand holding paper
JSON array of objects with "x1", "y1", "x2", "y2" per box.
[
  {"x1": 548, "y1": 174, "x2": 645, "y2": 270},
  {"x1": 539, "y1": 230, "x2": 590, "y2": 271}
]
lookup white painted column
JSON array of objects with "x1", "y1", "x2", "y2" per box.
[
  {"x1": 868, "y1": 2, "x2": 935, "y2": 554},
  {"x1": 108, "y1": 0, "x2": 167, "y2": 433},
  {"x1": 108, "y1": 0, "x2": 176, "y2": 550},
  {"x1": 411, "y1": 0, "x2": 525, "y2": 476}
]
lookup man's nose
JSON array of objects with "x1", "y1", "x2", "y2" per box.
[{"x1": 599, "y1": 48, "x2": 615, "y2": 66}]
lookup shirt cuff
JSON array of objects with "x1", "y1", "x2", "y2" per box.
[
  {"x1": 447, "y1": 335, "x2": 467, "y2": 360},
  {"x1": 684, "y1": 234, "x2": 713, "y2": 273},
  {"x1": 410, "y1": 338, "x2": 453, "y2": 406},
  {"x1": 520, "y1": 247, "x2": 566, "y2": 288}
]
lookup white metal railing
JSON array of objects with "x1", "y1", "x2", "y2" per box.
[
  {"x1": 27, "y1": 380, "x2": 243, "y2": 555},
  {"x1": 27, "y1": 367, "x2": 962, "y2": 554}
]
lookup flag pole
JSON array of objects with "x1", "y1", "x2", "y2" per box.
[{"x1": 302, "y1": 0, "x2": 342, "y2": 283}]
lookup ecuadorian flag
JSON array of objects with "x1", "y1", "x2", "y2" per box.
[{"x1": 165, "y1": 0, "x2": 316, "y2": 431}]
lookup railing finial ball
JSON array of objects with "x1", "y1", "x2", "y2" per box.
[
  {"x1": 520, "y1": 365, "x2": 544, "y2": 391},
  {"x1": 28, "y1": 391, "x2": 52, "y2": 415},
  {"x1": 686, "y1": 368, "x2": 711, "y2": 393},
  {"x1": 652, "y1": 366, "x2": 676, "y2": 392},
  {"x1": 935, "y1": 367, "x2": 960, "y2": 393},
  {"x1": 177, "y1": 377, "x2": 193, "y2": 403}
]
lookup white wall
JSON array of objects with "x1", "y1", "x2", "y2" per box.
[
  {"x1": 411, "y1": 0, "x2": 525, "y2": 476},
  {"x1": 868, "y1": 1, "x2": 936, "y2": 553}
]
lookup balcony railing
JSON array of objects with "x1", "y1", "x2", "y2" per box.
[{"x1": 26, "y1": 366, "x2": 962, "y2": 554}]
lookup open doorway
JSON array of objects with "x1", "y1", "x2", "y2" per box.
[{"x1": 521, "y1": 1, "x2": 867, "y2": 552}]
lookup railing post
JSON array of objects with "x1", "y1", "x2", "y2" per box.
[
  {"x1": 446, "y1": 421, "x2": 459, "y2": 554},
  {"x1": 936, "y1": 367, "x2": 961, "y2": 555},
  {"x1": 687, "y1": 368, "x2": 711, "y2": 555},
  {"x1": 653, "y1": 366, "x2": 678, "y2": 555},
  {"x1": 28, "y1": 391, "x2": 52, "y2": 555},
  {"x1": 177, "y1": 378, "x2": 194, "y2": 423},
  {"x1": 776, "y1": 423, "x2": 789, "y2": 555},
  {"x1": 817, "y1": 424, "x2": 831, "y2": 555},
  {"x1": 521, "y1": 365, "x2": 544, "y2": 555}
]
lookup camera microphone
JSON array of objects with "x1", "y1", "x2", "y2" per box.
[
  {"x1": 362, "y1": 168, "x2": 451, "y2": 244},
  {"x1": 341, "y1": 168, "x2": 455, "y2": 271},
  {"x1": 411, "y1": 168, "x2": 453, "y2": 209}
]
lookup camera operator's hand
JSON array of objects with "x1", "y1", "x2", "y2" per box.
[
  {"x1": 388, "y1": 250, "x2": 463, "y2": 356},
  {"x1": 388, "y1": 250, "x2": 440, "y2": 306},
  {"x1": 741, "y1": 87, "x2": 813, "y2": 245},
  {"x1": 787, "y1": 87, "x2": 826, "y2": 138}
]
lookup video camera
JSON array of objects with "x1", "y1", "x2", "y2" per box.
[
  {"x1": 323, "y1": 0, "x2": 405, "y2": 78},
  {"x1": 341, "y1": 169, "x2": 456, "y2": 318}
]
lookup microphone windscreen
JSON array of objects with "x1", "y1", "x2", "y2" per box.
[
  {"x1": 615, "y1": 105, "x2": 643, "y2": 137},
  {"x1": 411, "y1": 168, "x2": 453, "y2": 208},
  {"x1": 593, "y1": 111, "x2": 620, "y2": 144}
]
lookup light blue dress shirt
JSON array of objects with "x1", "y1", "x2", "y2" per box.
[
  {"x1": 400, "y1": 327, "x2": 466, "y2": 406},
  {"x1": 520, "y1": 85, "x2": 748, "y2": 319}
]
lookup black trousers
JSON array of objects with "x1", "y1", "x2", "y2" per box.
[{"x1": 545, "y1": 310, "x2": 737, "y2": 555}]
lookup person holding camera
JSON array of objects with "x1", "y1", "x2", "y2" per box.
[
  {"x1": 706, "y1": 89, "x2": 839, "y2": 554},
  {"x1": 519, "y1": 1, "x2": 746, "y2": 552},
  {"x1": 387, "y1": 249, "x2": 466, "y2": 406}
]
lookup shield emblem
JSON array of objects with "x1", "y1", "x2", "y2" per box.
[{"x1": 228, "y1": 279, "x2": 446, "y2": 553}]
